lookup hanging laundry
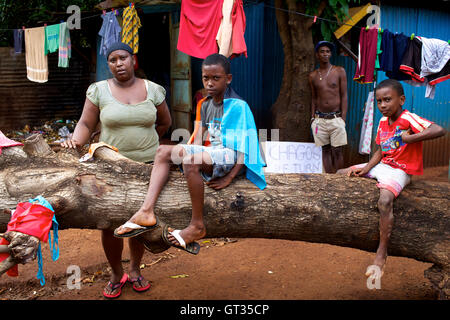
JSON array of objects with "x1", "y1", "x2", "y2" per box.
[
  {"x1": 177, "y1": 0, "x2": 224, "y2": 59},
  {"x1": 420, "y1": 37, "x2": 450, "y2": 86},
  {"x1": 400, "y1": 36, "x2": 450, "y2": 99},
  {"x1": 427, "y1": 60, "x2": 450, "y2": 86},
  {"x1": 24, "y1": 27, "x2": 48, "y2": 83},
  {"x1": 378, "y1": 29, "x2": 393, "y2": 72},
  {"x1": 58, "y1": 22, "x2": 71, "y2": 68},
  {"x1": 216, "y1": 0, "x2": 234, "y2": 57},
  {"x1": 99, "y1": 11, "x2": 122, "y2": 56},
  {"x1": 354, "y1": 27, "x2": 378, "y2": 84},
  {"x1": 0, "y1": 130, "x2": 23, "y2": 154},
  {"x1": 230, "y1": 0, "x2": 247, "y2": 59},
  {"x1": 420, "y1": 37, "x2": 450, "y2": 77},
  {"x1": 44, "y1": 24, "x2": 61, "y2": 54},
  {"x1": 375, "y1": 29, "x2": 383, "y2": 70},
  {"x1": 359, "y1": 91, "x2": 374, "y2": 155},
  {"x1": 379, "y1": 30, "x2": 411, "y2": 81},
  {"x1": 13, "y1": 29, "x2": 24, "y2": 54},
  {"x1": 400, "y1": 37, "x2": 432, "y2": 98},
  {"x1": 121, "y1": 4, "x2": 142, "y2": 54},
  {"x1": 399, "y1": 37, "x2": 425, "y2": 83}
]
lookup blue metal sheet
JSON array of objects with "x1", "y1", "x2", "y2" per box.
[
  {"x1": 229, "y1": 2, "x2": 265, "y2": 127},
  {"x1": 189, "y1": 1, "x2": 284, "y2": 130},
  {"x1": 331, "y1": 55, "x2": 372, "y2": 165},
  {"x1": 206, "y1": 1, "x2": 282, "y2": 130}
]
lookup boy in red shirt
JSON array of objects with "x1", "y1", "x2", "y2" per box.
[{"x1": 338, "y1": 79, "x2": 446, "y2": 281}]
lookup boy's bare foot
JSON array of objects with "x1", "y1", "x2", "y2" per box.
[
  {"x1": 167, "y1": 225, "x2": 206, "y2": 247},
  {"x1": 115, "y1": 210, "x2": 157, "y2": 235},
  {"x1": 365, "y1": 252, "x2": 387, "y2": 279}
]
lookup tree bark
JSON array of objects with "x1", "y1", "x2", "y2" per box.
[
  {"x1": 271, "y1": 0, "x2": 326, "y2": 142},
  {"x1": 0, "y1": 135, "x2": 449, "y2": 299}
]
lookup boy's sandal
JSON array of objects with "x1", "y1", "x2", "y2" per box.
[
  {"x1": 113, "y1": 216, "x2": 161, "y2": 238},
  {"x1": 161, "y1": 225, "x2": 201, "y2": 255},
  {"x1": 128, "y1": 275, "x2": 151, "y2": 292},
  {"x1": 103, "y1": 273, "x2": 128, "y2": 299}
]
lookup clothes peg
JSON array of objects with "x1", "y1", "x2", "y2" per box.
[
  {"x1": 22, "y1": 26, "x2": 25, "y2": 30},
  {"x1": 102, "y1": 10, "x2": 106, "y2": 15},
  {"x1": 410, "y1": 33, "x2": 415, "y2": 40},
  {"x1": 366, "y1": 26, "x2": 369, "y2": 31},
  {"x1": 313, "y1": 16, "x2": 317, "y2": 23},
  {"x1": 44, "y1": 23, "x2": 47, "y2": 27}
]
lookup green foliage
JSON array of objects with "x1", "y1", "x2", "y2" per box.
[
  {"x1": 0, "y1": 0, "x2": 99, "y2": 46},
  {"x1": 304, "y1": 0, "x2": 360, "y2": 41}
]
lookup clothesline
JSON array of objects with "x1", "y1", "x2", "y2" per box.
[
  {"x1": 1, "y1": 0, "x2": 449, "y2": 45},
  {"x1": 0, "y1": 0, "x2": 446, "y2": 44},
  {"x1": 0, "y1": 1, "x2": 366, "y2": 32},
  {"x1": 0, "y1": 7, "x2": 125, "y2": 32},
  {"x1": 260, "y1": 1, "x2": 367, "y2": 30}
]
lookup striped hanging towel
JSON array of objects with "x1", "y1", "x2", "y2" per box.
[
  {"x1": 58, "y1": 22, "x2": 71, "y2": 68},
  {"x1": 121, "y1": 5, "x2": 142, "y2": 54},
  {"x1": 24, "y1": 27, "x2": 48, "y2": 83}
]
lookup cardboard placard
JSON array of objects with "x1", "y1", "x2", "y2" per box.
[{"x1": 263, "y1": 141, "x2": 323, "y2": 173}]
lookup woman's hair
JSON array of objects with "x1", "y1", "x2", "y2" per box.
[
  {"x1": 202, "y1": 53, "x2": 231, "y2": 74},
  {"x1": 375, "y1": 79, "x2": 405, "y2": 96}
]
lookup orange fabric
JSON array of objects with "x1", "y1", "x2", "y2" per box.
[{"x1": 188, "y1": 97, "x2": 210, "y2": 146}]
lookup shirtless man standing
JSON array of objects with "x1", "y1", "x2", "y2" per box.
[{"x1": 309, "y1": 41, "x2": 348, "y2": 173}]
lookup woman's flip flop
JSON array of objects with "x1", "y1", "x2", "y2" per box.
[
  {"x1": 127, "y1": 275, "x2": 151, "y2": 292},
  {"x1": 103, "y1": 273, "x2": 128, "y2": 299}
]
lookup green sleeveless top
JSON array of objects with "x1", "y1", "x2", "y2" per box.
[{"x1": 86, "y1": 79, "x2": 166, "y2": 162}]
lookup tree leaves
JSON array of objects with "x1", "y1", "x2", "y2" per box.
[
  {"x1": 305, "y1": 0, "x2": 359, "y2": 41},
  {"x1": 0, "y1": 0, "x2": 98, "y2": 46}
]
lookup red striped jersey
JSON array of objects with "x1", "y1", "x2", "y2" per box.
[{"x1": 375, "y1": 110, "x2": 433, "y2": 175}]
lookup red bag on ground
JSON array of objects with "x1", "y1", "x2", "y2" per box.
[{"x1": 0, "y1": 202, "x2": 54, "y2": 277}]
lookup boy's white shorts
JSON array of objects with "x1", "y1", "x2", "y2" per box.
[{"x1": 351, "y1": 162, "x2": 411, "y2": 197}]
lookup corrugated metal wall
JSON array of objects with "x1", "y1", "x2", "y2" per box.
[
  {"x1": 229, "y1": 1, "x2": 284, "y2": 130},
  {"x1": 0, "y1": 47, "x2": 92, "y2": 131},
  {"x1": 228, "y1": 1, "x2": 265, "y2": 127},
  {"x1": 191, "y1": 0, "x2": 284, "y2": 130},
  {"x1": 376, "y1": 5, "x2": 450, "y2": 167},
  {"x1": 331, "y1": 55, "x2": 372, "y2": 166}
]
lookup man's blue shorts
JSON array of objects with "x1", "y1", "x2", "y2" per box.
[{"x1": 179, "y1": 144, "x2": 244, "y2": 182}]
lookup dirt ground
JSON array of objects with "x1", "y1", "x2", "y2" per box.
[{"x1": 0, "y1": 166, "x2": 447, "y2": 302}]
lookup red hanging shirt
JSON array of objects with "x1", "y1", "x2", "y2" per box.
[
  {"x1": 230, "y1": 0, "x2": 247, "y2": 59},
  {"x1": 177, "y1": 0, "x2": 224, "y2": 59}
]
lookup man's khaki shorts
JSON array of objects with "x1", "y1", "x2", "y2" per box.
[{"x1": 311, "y1": 117, "x2": 347, "y2": 147}]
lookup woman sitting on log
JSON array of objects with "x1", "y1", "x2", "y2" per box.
[{"x1": 61, "y1": 42, "x2": 172, "y2": 299}]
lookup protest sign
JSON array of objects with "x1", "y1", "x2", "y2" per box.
[{"x1": 263, "y1": 142, "x2": 322, "y2": 173}]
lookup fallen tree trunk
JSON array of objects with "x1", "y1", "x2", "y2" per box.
[{"x1": 0, "y1": 134, "x2": 449, "y2": 299}]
